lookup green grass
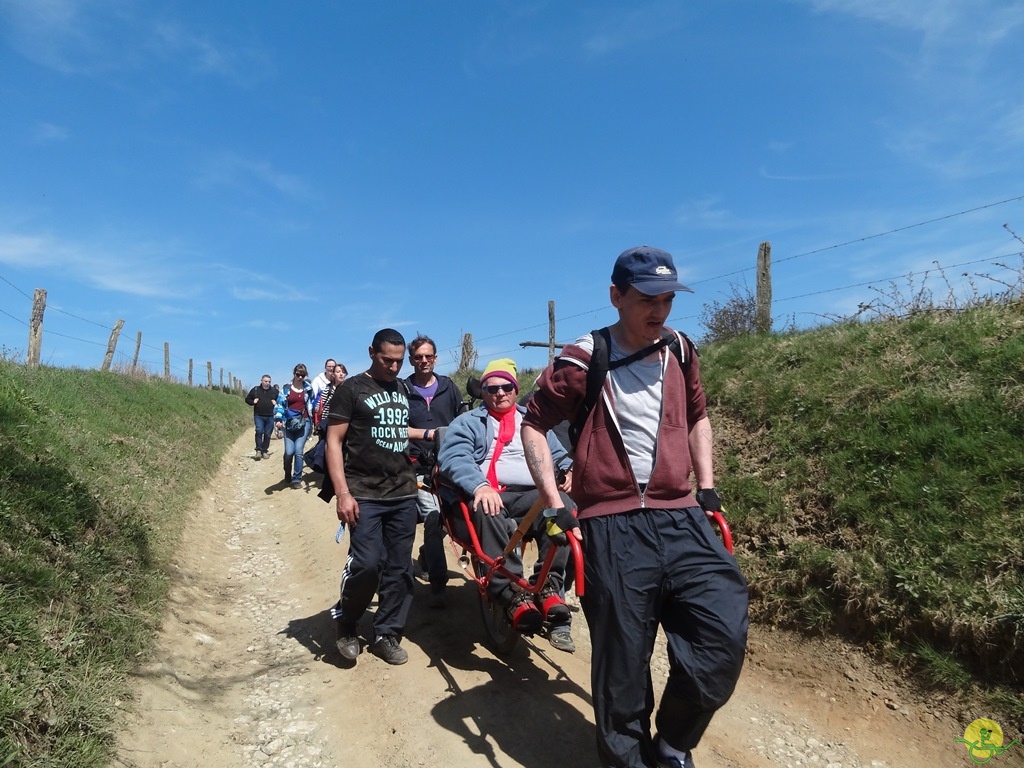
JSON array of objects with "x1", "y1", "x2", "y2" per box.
[
  {"x1": 0, "y1": 362, "x2": 249, "y2": 766},
  {"x1": 702, "y1": 303, "x2": 1024, "y2": 722},
  {"x1": 3, "y1": 304, "x2": 1024, "y2": 763}
]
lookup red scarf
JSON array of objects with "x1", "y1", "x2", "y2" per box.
[{"x1": 485, "y1": 408, "x2": 517, "y2": 491}]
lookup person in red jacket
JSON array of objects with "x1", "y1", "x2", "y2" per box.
[{"x1": 522, "y1": 245, "x2": 749, "y2": 768}]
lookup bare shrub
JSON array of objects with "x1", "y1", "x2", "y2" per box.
[{"x1": 699, "y1": 283, "x2": 760, "y2": 345}]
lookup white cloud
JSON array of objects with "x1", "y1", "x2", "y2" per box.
[
  {"x1": 0, "y1": 230, "x2": 190, "y2": 298},
  {"x1": 32, "y1": 122, "x2": 69, "y2": 143},
  {"x1": 0, "y1": 0, "x2": 268, "y2": 81},
  {"x1": 674, "y1": 197, "x2": 737, "y2": 229},
  {"x1": 196, "y1": 152, "x2": 310, "y2": 199},
  {"x1": 581, "y1": 3, "x2": 688, "y2": 57}
]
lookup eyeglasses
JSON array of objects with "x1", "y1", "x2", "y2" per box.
[
  {"x1": 483, "y1": 383, "x2": 516, "y2": 395},
  {"x1": 411, "y1": 354, "x2": 436, "y2": 362}
]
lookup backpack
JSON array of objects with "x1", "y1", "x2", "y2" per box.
[{"x1": 567, "y1": 327, "x2": 696, "y2": 449}]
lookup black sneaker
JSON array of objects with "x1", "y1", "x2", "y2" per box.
[
  {"x1": 336, "y1": 629, "x2": 360, "y2": 661},
  {"x1": 548, "y1": 624, "x2": 575, "y2": 653},
  {"x1": 369, "y1": 635, "x2": 408, "y2": 665},
  {"x1": 654, "y1": 736, "x2": 695, "y2": 768}
]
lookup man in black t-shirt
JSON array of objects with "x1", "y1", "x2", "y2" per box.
[{"x1": 324, "y1": 328, "x2": 434, "y2": 666}]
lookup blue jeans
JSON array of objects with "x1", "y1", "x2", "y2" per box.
[
  {"x1": 253, "y1": 413, "x2": 274, "y2": 453},
  {"x1": 282, "y1": 420, "x2": 311, "y2": 482}
]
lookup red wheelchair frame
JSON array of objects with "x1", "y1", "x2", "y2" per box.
[
  {"x1": 437, "y1": 489, "x2": 585, "y2": 654},
  {"x1": 433, "y1": 483, "x2": 733, "y2": 655}
]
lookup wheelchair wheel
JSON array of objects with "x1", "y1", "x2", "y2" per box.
[{"x1": 472, "y1": 558, "x2": 519, "y2": 655}]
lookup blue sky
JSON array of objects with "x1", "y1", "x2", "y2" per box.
[{"x1": 1, "y1": 0, "x2": 1022, "y2": 389}]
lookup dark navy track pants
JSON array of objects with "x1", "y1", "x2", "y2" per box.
[{"x1": 580, "y1": 507, "x2": 749, "y2": 768}]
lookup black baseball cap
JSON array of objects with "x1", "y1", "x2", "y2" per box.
[{"x1": 611, "y1": 245, "x2": 693, "y2": 295}]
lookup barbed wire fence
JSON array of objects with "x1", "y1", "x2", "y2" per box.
[
  {"x1": 2, "y1": 195, "x2": 1022, "y2": 384},
  {"x1": 0, "y1": 280, "x2": 243, "y2": 393},
  {"x1": 457, "y1": 195, "x2": 1024, "y2": 365}
]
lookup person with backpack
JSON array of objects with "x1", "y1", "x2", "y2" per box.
[
  {"x1": 245, "y1": 374, "x2": 279, "y2": 460},
  {"x1": 273, "y1": 363, "x2": 315, "y2": 489},
  {"x1": 521, "y1": 245, "x2": 749, "y2": 768}
]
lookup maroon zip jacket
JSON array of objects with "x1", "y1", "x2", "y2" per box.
[{"x1": 523, "y1": 329, "x2": 706, "y2": 520}]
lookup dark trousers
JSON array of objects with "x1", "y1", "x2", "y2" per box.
[
  {"x1": 416, "y1": 482, "x2": 449, "y2": 590},
  {"x1": 253, "y1": 413, "x2": 274, "y2": 453},
  {"x1": 334, "y1": 497, "x2": 418, "y2": 639},
  {"x1": 472, "y1": 488, "x2": 573, "y2": 604},
  {"x1": 580, "y1": 507, "x2": 749, "y2": 768}
]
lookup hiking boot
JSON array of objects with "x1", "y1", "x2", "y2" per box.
[
  {"x1": 254, "y1": 449, "x2": 262, "y2": 460},
  {"x1": 548, "y1": 624, "x2": 575, "y2": 653},
  {"x1": 536, "y1": 581, "x2": 571, "y2": 623},
  {"x1": 336, "y1": 628, "x2": 360, "y2": 661},
  {"x1": 654, "y1": 736, "x2": 695, "y2": 768},
  {"x1": 369, "y1": 635, "x2": 408, "y2": 665},
  {"x1": 291, "y1": 481, "x2": 302, "y2": 490},
  {"x1": 427, "y1": 588, "x2": 446, "y2": 609},
  {"x1": 505, "y1": 590, "x2": 542, "y2": 634}
]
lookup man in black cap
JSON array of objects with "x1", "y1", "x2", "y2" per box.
[{"x1": 522, "y1": 246, "x2": 749, "y2": 768}]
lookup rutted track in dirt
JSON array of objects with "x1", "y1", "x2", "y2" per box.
[{"x1": 116, "y1": 433, "x2": 967, "y2": 768}]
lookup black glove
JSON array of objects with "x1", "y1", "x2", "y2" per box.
[
  {"x1": 696, "y1": 487, "x2": 722, "y2": 513},
  {"x1": 542, "y1": 506, "x2": 578, "y2": 545}
]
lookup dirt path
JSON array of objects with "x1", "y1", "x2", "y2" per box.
[{"x1": 116, "y1": 433, "x2": 971, "y2": 768}]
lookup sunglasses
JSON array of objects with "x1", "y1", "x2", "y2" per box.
[
  {"x1": 411, "y1": 354, "x2": 436, "y2": 362},
  {"x1": 483, "y1": 383, "x2": 516, "y2": 395}
]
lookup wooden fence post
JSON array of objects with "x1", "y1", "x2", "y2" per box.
[
  {"x1": 188, "y1": 359, "x2": 194, "y2": 387},
  {"x1": 26, "y1": 288, "x2": 46, "y2": 368},
  {"x1": 163, "y1": 343, "x2": 170, "y2": 380},
  {"x1": 207, "y1": 361, "x2": 213, "y2": 388},
  {"x1": 755, "y1": 241, "x2": 772, "y2": 334},
  {"x1": 101, "y1": 319, "x2": 125, "y2": 371},
  {"x1": 132, "y1": 331, "x2": 142, "y2": 369},
  {"x1": 519, "y1": 300, "x2": 568, "y2": 362},
  {"x1": 547, "y1": 300, "x2": 556, "y2": 365}
]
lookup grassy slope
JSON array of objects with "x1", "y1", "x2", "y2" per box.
[
  {"x1": 0, "y1": 362, "x2": 248, "y2": 766},
  {"x1": 701, "y1": 303, "x2": 1024, "y2": 716},
  {"x1": 2, "y1": 306, "x2": 1022, "y2": 764}
]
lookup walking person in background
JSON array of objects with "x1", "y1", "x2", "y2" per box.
[
  {"x1": 274, "y1": 363, "x2": 315, "y2": 490},
  {"x1": 310, "y1": 358, "x2": 337, "y2": 401},
  {"x1": 245, "y1": 374, "x2": 278, "y2": 460},
  {"x1": 314, "y1": 363, "x2": 347, "y2": 435},
  {"x1": 303, "y1": 363, "x2": 349, "y2": 479},
  {"x1": 405, "y1": 335, "x2": 464, "y2": 608},
  {"x1": 522, "y1": 246, "x2": 749, "y2": 768},
  {"x1": 322, "y1": 329, "x2": 433, "y2": 666}
]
